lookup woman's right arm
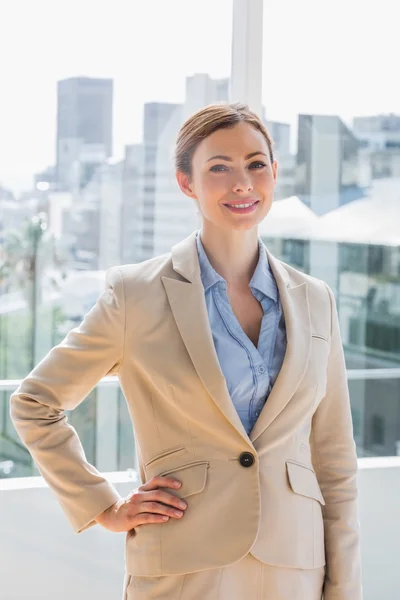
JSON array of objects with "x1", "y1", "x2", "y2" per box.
[{"x1": 10, "y1": 266, "x2": 125, "y2": 534}]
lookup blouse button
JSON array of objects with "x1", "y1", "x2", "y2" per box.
[{"x1": 257, "y1": 365, "x2": 266, "y2": 374}]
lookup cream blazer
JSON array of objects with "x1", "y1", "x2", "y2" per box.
[{"x1": 10, "y1": 230, "x2": 363, "y2": 599}]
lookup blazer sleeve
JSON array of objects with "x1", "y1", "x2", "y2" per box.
[
  {"x1": 9, "y1": 266, "x2": 125, "y2": 534},
  {"x1": 311, "y1": 283, "x2": 363, "y2": 600}
]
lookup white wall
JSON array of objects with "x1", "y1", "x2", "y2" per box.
[{"x1": 0, "y1": 473, "x2": 138, "y2": 600}]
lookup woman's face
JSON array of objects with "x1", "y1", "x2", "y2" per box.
[{"x1": 176, "y1": 121, "x2": 278, "y2": 232}]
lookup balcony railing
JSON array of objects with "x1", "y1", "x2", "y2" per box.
[{"x1": 1, "y1": 367, "x2": 400, "y2": 478}]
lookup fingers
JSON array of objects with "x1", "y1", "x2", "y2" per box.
[
  {"x1": 138, "y1": 476, "x2": 187, "y2": 511},
  {"x1": 127, "y1": 497, "x2": 186, "y2": 527},
  {"x1": 142, "y1": 487, "x2": 187, "y2": 510},
  {"x1": 140, "y1": 500, "x2": 186, "y2": 520},
  {"x1": 132, "y1": 512, "x2": 172, "y2": 526},
  {"x1": 127, "y1": 476, "x2": 187, "y2": 528},
  {"x1": 140, "y1": 476, "x2": 182, "y2": 492}
]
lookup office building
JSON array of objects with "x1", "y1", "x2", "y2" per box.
[{"x1": 56, "y1": 76, "x2": 113, "y2": 191}]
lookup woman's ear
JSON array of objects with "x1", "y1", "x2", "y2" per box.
[
  {"x1": 176, "y1": 170, "x2": 197, "y2": 199},
  {"x1": 272, "y1": 160, "x2": 278, "y2": 184}
]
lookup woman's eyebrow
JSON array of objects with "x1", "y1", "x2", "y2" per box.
[{"x1": 206, "y1": 151, "x2": 267, "y2": 163}]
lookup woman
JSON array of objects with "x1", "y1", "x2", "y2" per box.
[{"x1": 10, "y1": 103, "x2": 363, "y2": 600}]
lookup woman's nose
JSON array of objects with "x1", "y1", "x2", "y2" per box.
[
  {"x1": 232, "y1": 170, "x2": 253, "y2": 193},
  {"x1": 233, "y1": 178, "x2": 253, "y2": 193}
]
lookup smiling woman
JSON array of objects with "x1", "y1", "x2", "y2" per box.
[{"x1": 174, "y1": 103, "x2": 278, "y2": 234}]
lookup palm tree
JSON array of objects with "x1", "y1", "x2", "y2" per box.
[
  {"x1": 1, "y1": 212, "x2": 67, "y2": 370},
  {"x1": 1, "y1": 212, "x2": 68, "y2": 476}
]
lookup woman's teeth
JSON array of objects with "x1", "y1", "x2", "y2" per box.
[{"x1": 226, "y1": 202, "x2": 256, "y2": 208}]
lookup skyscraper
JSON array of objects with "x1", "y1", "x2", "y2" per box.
[
  {"x1": 56, "y1": 76, "x2": 113, "y2": 190},
  {"x1": 296, "y1": 114, "x2": 361, "y2": 216},
  {"x1": 140, "y1": 102, "x2": 180, "y2": 260},
  {"x1": 353, "y1": 113, "x2": 400, "y2": 179}
]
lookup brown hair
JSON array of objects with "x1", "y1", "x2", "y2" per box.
[{"x1": 174, "y1": 102, "x2": 275, "y2": 178}]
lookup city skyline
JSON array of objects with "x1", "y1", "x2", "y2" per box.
[{"x1": 1, "y1": 0, "x2": 398, "y2": 193}]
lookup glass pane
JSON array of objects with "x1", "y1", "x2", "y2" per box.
[
  {"x1": 261, "y1": 1, "x2": 400, "y2": 383},
  {"x1": 349, "y1": 375, "x2": 400, "y2": 456}
]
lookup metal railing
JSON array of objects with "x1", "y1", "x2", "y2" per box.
[
  {"x1": 1, "y1": 368, "x2": 400, "y2": 477},
  {"x1": 3, "y1": 368, "x2": 400, "y2": 392}
]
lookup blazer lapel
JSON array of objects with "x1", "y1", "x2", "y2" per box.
[
  {"x1": 161, "y1": 275, "x2": 250, "y2": 443},
  {"x1": 249, "y1": 247, "x2": 312, "y2": 443},
  {"x1": 161, "y1": 231, "x2": 311, "y2": 446}
]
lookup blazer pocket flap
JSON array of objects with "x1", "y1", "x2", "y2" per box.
[
  {"x1": 144, "y1": 445, "x2": 188, "y2": 469},
  {"x1": 286, "y1": 460, "x2": 326, "y2": 505},
  {"x1": 159, "y1": 461, "x2": 210, "y2": 498}
]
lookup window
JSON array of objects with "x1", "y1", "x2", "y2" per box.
[
  {"x1": 371, "y1": 414, "x2": 385, "y2": 446},
  {"x1": 261, "y1": 0, "x2": 400, "y2": 460}
]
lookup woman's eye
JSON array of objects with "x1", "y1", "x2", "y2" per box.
[
  {"x1": 210, "y1": 165, "x2": 227, "y2": 172},
  {"x1": 249, "y1": 161, "x2": 266, "y2": 169}
]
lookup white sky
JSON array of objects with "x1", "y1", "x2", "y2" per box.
[{"x1": 0, "y1": 0, "x2": 398, "y2": 192}]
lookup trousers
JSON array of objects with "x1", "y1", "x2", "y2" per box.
[{"x1": 122, "y1": 552, "x2": 325, "y2": 600}]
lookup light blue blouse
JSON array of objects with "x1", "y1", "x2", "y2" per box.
[{"x1": 195, "y1": 230, "x2": 287, "y2": 435}]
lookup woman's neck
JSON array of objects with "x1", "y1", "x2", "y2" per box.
[{"x1": 198, "y1": 225, "x2": 260, "y2": 288}]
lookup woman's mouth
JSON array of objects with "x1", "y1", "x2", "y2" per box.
[{"x1": 223, "y1": 201, "x2": 259, "y2": 214}]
